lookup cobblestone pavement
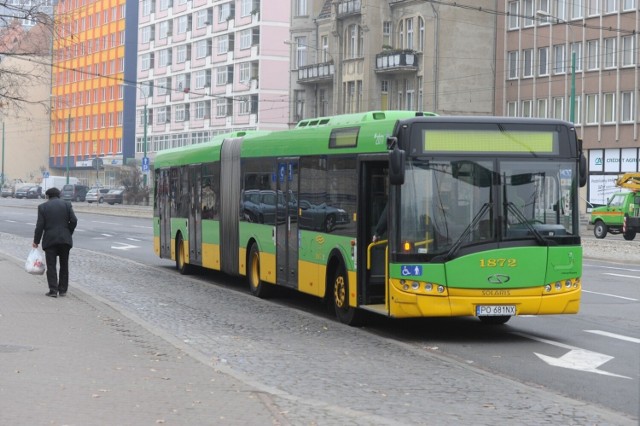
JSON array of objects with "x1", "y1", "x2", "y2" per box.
[{"x1": 0, "y1": 230, "x2": 636, "y2": 425}]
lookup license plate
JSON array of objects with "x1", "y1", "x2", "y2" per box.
[{"x1": 476, "y1": 305, "x2": 516, "y2": 316}]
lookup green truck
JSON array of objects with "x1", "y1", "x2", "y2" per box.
[{"x1": 590, "y1": 173, "x2": 640, "y2": 240}]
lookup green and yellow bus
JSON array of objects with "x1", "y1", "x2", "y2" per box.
[{"x1": 153, "y1": 111, "x2": 586, "y2": 325}]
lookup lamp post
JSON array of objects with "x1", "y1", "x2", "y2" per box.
[
  {"x1": 130, "y1": 83, "x2": 149, "y2": 188},
  {"x1": 66, "y1": 113, "x2": 71, "y2": 184},
  {"x1": 537, "y1": 10, "x2": 576, "y2": 123}
]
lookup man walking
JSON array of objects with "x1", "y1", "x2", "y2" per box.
[{"x1": 33, "y1": 187, "x2": 78, "y2": 298}]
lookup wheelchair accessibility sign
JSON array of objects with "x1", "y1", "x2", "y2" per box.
[{"x1": 401, "y1": 265, "x2": 422, "y2": 276}]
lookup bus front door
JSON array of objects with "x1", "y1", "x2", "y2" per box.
[
  {"x1": 276, "y1": 159, "x2": 299, "y2": 288},
  {"x1": 360, "y1": 161, "x2": 389, "y2": 309}
]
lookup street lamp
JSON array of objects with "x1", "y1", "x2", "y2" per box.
[{"x1": 537, "y1": 10, "x2": 576, "y2": 123}]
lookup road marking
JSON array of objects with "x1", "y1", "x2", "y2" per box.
[
  {"x1": 585, "y1": 330, "x2": 640, "y2": 344},
  {"x1": 603, "y1": 272, "x2": 640, "y2": 279},
  {"x1": 513, "y1": 331, "x2": 631, "y2": 379},
  {"x1": 582, "y1": 290, "x2": 637, "y2": 301},
  {"x1": 584, "y1": 263, "x2": 640, "y2": 272},
  {"x1": 132, "y1": 225, "x2": 153, "y2": 229},
  {"x1": 126, "y1": 237, "x2": 141, "y2": 242},
  {"x1": 4, "y1": 220, "x2": 17, "y2": 223},
  {"x1": 111, "y1": 242, "x2": 139, "y2": 250},
  {"x1": 101, "y1": 233, "x2": 113, "y2": 237},
  {"x1": 92, "y1": 220, "x2": 119, "y2": 225}
]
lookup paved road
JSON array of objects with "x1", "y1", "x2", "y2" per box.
[{"x1": 0, "y1": 230, "x2": 634, "y2": 425}]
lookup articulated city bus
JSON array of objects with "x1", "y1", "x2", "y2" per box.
[{"x1": 153, "y1": 111, "x2": 586, "y2": 325}]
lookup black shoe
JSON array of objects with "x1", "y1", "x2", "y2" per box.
[
  {"x1": 58, "y1": 292, "x2": 66, "y2": 297},
  {"x1": 45, "y1": 291, "x2": 58, "y2": 298}
]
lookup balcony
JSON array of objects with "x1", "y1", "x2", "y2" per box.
[
  {"x1": 297, "y1": 62, "x2": 335, "y2": 84},
  {"x1": 336, "y1": 0, "x2": 361, "y2": 18},
  {"x1": 375, "y1": 50, "x2": 418, "y2": 74}
]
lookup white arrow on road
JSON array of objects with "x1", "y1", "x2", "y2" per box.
[
  {"x1": 111, "y1": 242, "x2": 139, "y2": 251},
  {"x1": 513, "y1": 332, "x2": 632, "y2": 379}
]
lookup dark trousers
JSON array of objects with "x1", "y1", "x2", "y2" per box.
[{"x1": 44, "y1": 244, "x2": 71, "y2": 293}]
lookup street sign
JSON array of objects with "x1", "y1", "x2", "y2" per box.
[
  {"x1": 142, "y1": 157, "x2": 149, "y2": 172},
  {"x1": 43, "y1": 171, "x2": 50, "y2": 178}
]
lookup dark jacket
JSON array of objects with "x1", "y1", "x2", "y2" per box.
[{"x1": 34, "y1": 197, "x2": 78, "y2": 250}]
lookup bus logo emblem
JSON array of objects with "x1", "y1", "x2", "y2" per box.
[{"x1": 487, "y1": 274, "x2": 510, "y2": 284}]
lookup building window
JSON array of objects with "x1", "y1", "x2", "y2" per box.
[
  {"x1": 574, "y1": 95, "x2": 582, "y2": 124},
  {"x1": 216, "y1": 66, "x2": 228, "y2": 85},
  {"x1": 176, "y1": 15, "x2": 189, "y2": 34},
  {"x1": 239, "y1": 96, "x2": 251, "y2": 115},
  {"x1": 508, "y1": 1, "x2": 519, "y2": 30},
  {"x1": 321, "y1": 35, "x2": 330, "y2": 62},
  {"x1": 418, "y1": 18, "x2": 425, "y2": 52},
  {"x1": 158, "y1": 21, "x2": 172, "y2": 39},
  {"x1": 219, "y1": 3, "x2": 232, "y2": 22},
  {"x1": 217, "y1": 35, "x2": 229, "y2": 54},
  {"x1": 141, "y1": 53, "x2": 153, "y2": 70},
  {"x1": 382, "y1": 21, "x2": 392, "y2": 47},
  {"x1": 176, "y1": 73, "x2": 190, "y2": 92},
  {"x1": 194, "y1": 70, "x2": 210, "y2": 89},
  {"x1": 294, "y1": 90, "x2": 305, "y2": 120},
  {"x1": 571, "y1": 0, "x2": 584, "y2": 19},
  {"x1": 216, "y1": 98, "x2": 227, "y2": 117},
  {"x1": 175, "y1": 104, "x2": 188, "y2": 122},
  {"x1": 556, "y1": 0, "x2": 567, "y2": 20},
  {"x1": 240, "y1": 29, "x2": 252, "y2": 49},
  {"x1": 603, "y1": 38, "x2": 616, "y2": 68},
  {"x1": 296, "y1": 0, "x2": 307, "y2": 16},
  {"x1": 508, "y1": 51, "x2": 519, "y2": 79},
  {"x1": 586, "y1": 94, "x2": 598, "y2": 124},
  {"x1": 587, "y1": 0, "x2": 599, "y2": 16},
  {"x1": 523, "y1": 0, "x2": 534, "y2": 27},
  {"x1": 552, "y1": 97, "x2": 564, "y2": 120},
  {"x1": 405, "y1": 18, "x2": 413, "y2": 50},
  {"x1": 141, "y1": 26, "x2": 153, "y2": 43},
  {"x1": 604, "y1": 0, "x2": 617, "y2": 13},
  {"x1": 346, "y1": 24, "x2": 363, "y2": 58},
  {"x1": 621, "y1": 35, "x2": 635, "y2": 67},
  {"x1": 603, "y1": 93, "x2": 615, "y2": 123},
  {"x1": 623, "y1": 0, "x2": 635, "y2": 10},
  {"x1": 586, "y1": 40, "x2": 599, "y2": 70},
  {"x1": 553, "y1": 44, "x2": 566, "y2": 74},
  {"x1": 571, "y1": 42, "x2": 583, "y2": 71},
  {"x1": 176, "y1": 45, "x2": 189, "y2": 63},
  {"x1": 239, "y1": 62, "x2": 250, "y2": 83},
  {"x1": 195, "y1": 39, "x2": 210, "y2": 59},
  {"x1": 158, "y1": 49, "x2": 172, "y2": 67},
  {"x1": 621, "y1": 91, "x2": 634, "y2": 123},
  {"x1": 196, "y1": 9, "x2": 209, "y2": 28},
  {"x1": 194, "y1": 101, "x2": 210, "y2": 119},
  {"x1": 537, "y1": 98, "x2": 548, "y2": 118},
  {"x1": 521, "y1": 100, "x2": 532, "y2": 117},
  {"x1": 523, "y1": 49, "x2": 533, "y2": 78},
  {"x1": 405, "y1": 79, "x2": 414, "y2": 110},
  {"x1": 538, "y1": 47, "x2": 549, "y2": 76},
  {"x1": 157, "y1": 78, "x2": 170, "y2": 96},
  {"x1": 417, "y1": 76, "x2": 423, "y2": 110},
  {"x1": 241, "y1": 0, "x2": 252, "y2": 16},
  {"x1": 295, "y1": 36, "x2": 307, "y2": 68},
  {"x1": 507, "y1": 101, "x2": 517, "y2": 117}
]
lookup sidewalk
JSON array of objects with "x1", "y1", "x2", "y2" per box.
[{"x1": 0, "y1": 253, "x2": 284, "y2": 426}]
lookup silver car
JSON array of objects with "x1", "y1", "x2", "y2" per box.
[{"x1": 85, "y1": 188, "x2": 110, "y2": 203}]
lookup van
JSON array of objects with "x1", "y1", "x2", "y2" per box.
[{"x1": 61, "y1": 184, "x2": 90, "y2": 202}]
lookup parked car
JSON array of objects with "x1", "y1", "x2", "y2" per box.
[
  {"x1": 298, "y1": 199, "x2": 350, "y2": 232},
  {"x1": 85, "y1": 188, "x2": 110, "y2": 203},
  {"x1": 61, "y1": 184, "x2": 90, "y2": 202},
  {"x1": 14, "y1": 185, "x2": 34, "y2": 199},
  {"x1": 26, "y1": 186, "x2": 43, "y2": 199},
  {"x1": 1, "y1": 186, "x2": 13, "y2": 198},
  {"x1": 104, "y1": 188, "x2": 125, "y2": 205}
]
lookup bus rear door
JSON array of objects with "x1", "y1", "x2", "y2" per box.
[{"x1": 276, "y1": 158, "x2": 299, "y2": 288}]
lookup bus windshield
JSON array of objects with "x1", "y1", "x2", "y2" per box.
[{"x1": 398, "y1": 158, "x2": 577, "y2": 257}]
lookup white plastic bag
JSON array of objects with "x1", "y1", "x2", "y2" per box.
[{"x1": 25, "y1": 248, "x2": 46, "y2": 275}]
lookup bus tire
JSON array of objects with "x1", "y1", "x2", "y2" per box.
[
  {"x1": 331, "y1": 261, "x2": 361, "y2": 326},
  {"x1": 593, "y1": 221, "x2": 608, "y2": 239},
  {"x1": 479, "y1": 316, "x2": 511, "y2": 325},
  {"x1": 248, "y1": 244, "x2": 271, "y2": 298},
  {"x1": 175, "y1": 234, "x2": 192, "y2": 275}
]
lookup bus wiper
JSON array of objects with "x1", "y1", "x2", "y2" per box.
[
  {"x1": 440, "y1": 202, "x2": 492, "y2": 261},
  {"x1": 506, "y1": 202, "x2": 548, "y2": 245}
]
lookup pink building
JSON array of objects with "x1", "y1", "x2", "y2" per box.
[{"x1": 137, "y1": 0, "x2": 291, "y2": 161}]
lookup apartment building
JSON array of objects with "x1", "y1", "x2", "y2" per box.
[
  {"x1": 496, "y1": 0, "x2": 639, "y2": 210},
  {"x1": 50, "y1": 0, "x2": 139, "y2": 187},
  {"x1": 288, "y1": 0, "x2": 497, "y2": 123},
  {"x1": 136, "y1": 0, "x2": 291, "y2": 164}
]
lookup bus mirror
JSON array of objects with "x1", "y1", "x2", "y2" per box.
[
  {"x1": 389, "y1": 145, "x2": 405, "y2": 185},
  {"x1": 579, "y1": 153, "x2": 587, "y2": 187}
]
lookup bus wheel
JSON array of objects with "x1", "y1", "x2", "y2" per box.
[
  {"x1": 623, "y1": 229, "x2": 636, "y2": 241},
  {"x1": 175, "y1": 234, "x2": 191, "y2": 275},
  {"x1": 479, "y1": 316, "x2": 511, "y2": 325},
  {"x1": 248, "y1": 244, "x2": 271, "y2": 298},
  {"x1": 593, "y1": 221, "x2": 608, "y2": 239},
  {"x1": 331, "y1": 262, "x2": 361, "y2": 326}
]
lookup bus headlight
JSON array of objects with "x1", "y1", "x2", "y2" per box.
[
  {"x1": 424, "y1": 283, "x2": 433, "y2": 292},
  {"x1": 545, "y1": 284, "x2": 552, "y2": 292},
  {"x1": 437, "y1": 285, "x2": 445, "y2": 293},
  {"x1": 411, "y1": 281, "x2": 420, "y2": 290},
  {"x1": 555, "y1": 281, "x2": 562, "y2": 290}
]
